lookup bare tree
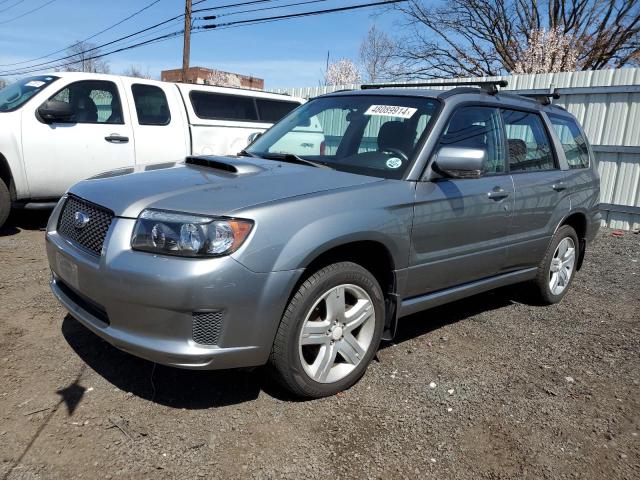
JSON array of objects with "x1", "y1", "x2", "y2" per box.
[
  {"x1": 62, "y1": 41, "x2": 110, "y2": 74},
  {"x1": 391, "y1": 0, "x2": 640, "y2": 78},
  {"x1": 359, "y1": 25, "x2": 398, "y2": 82},
  {"x1": 324, "y1": 58, "x2": 361, "y2": 85},
  {"x1": 122, "y1": 65, "x2": 151, "y2": 79}
]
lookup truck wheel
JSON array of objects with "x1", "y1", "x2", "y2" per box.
[
  {"x1": 0, "y1": 180, "x2": 10, "y2": 230},
  {"x1": 532, "y1": 225, "x2": 579, "y2": 304},
  {"x1": 269, "y1": 262, "x2": 385, "y2": 399}
]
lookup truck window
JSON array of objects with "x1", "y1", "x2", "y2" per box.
[
  {"x1": 190, "y1": 91, "x2": 259, "y2": 121},
  {"x1": 48, "y1": 80, "x2": 123, "y2": 124},
  {"x1": 502, "y1": 109, "x2": 555, "y2": 172},
  {"x1": 131, "y1": 84, "x2": 171, "y2": 126},
  {"x1": 255, "y1": 98, "x2": 298, "y2": 122},
  {"x1": 548, "y1": 114, "x2": 590, "y2": 169}
]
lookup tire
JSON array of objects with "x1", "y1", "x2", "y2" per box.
[
  {"x1": 532, "y1": 225, "x2": 579, "y2": 304},
  {"x1": 0, "y1": 179, "x2": 10, "y2": 230},
  {"x1": 269, "y1": 262, "x2": 385, "y2": 399}
]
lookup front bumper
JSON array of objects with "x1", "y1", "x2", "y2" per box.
[{"x1": 46, "y1": 204, "x2": 302, "y2": 370}]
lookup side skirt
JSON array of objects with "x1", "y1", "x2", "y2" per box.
[{"x1": 398, "y1": 267, "x2": 538, "y2": 318}]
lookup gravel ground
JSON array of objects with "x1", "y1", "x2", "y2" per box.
[{"x1": 0, "y1": 212, "x2": 638, "y2": 480}]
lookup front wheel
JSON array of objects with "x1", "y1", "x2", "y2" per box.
[
  {"x1": 269, "y1": 262, "x2": 385, "y2": 398},
  {"x1": 0, "y1": 180, "x2": 10, "y2": 230},
  {"x1": 532, "y1": 225, "x2": 579, "y2": 304}
]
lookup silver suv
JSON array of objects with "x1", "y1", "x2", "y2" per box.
[{"x1": 46, "y1": 80, "x2": 601, "y2": 398}]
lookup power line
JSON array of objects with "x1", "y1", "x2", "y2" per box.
[
  {"x1": 1, "y1": 0, "x2": 403, "y2": 77},
  {"x1": 0, "y1": 0, "x2": 222, "y2": 75},
  {"x1": 198, "y1": 0, "x2": 331, "y2": 20},
  {"x1": 200, "y1": 0, "x2": 406, "y2": 29},
  {"x1": 0, "y1": 0, "x2": 25, "y2": 14},
  {"x1": 0, "y1": 0, "x2": 163, "y2": 67},
  {"x1": 0, "y1": 0, "x2": 57, "y2": 25}
]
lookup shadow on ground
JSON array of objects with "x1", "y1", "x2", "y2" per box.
[
  {"x1": 0, "y1": 209, "x2": 52, "y2": 237},
  {"x1": 61, "y1": 285, "x2": 536, "y2": 408}
]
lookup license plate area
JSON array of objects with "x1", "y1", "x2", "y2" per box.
[{"x1": 56, "y1": 252, "x2": 79, "y2": 290}]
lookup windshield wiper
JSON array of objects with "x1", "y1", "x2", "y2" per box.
[
  {"x1": 238, "y1": 149, "x2": 258, "y2": 158},
  {"x1": 259, "y1": 152, "x2": 332, "y2": 169}
]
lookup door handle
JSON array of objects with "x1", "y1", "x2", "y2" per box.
[
  {"x1": 487, "y1": 188, "x2": 509, "y2": 200},
  {"x1": 552, "y1": 182, "x2": 567, "y2": 192},
  {"x1": 105, "y1": 134, "x2": 129, "y2": 144}
]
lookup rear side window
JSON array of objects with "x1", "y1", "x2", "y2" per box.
[
  {"x1": 190, "y1": 91, "x2": 259, "y2": 121},
  {"x1": 255, "y1": 98, "x2": 298, "y2": 122},
  {"x1": 131, "y1": 84, "x2": 170, "y2": 126},
  {"x1": 438, "y1": 106, "x2": 506, "y2": 174},
  {"x1": 502, "y1": 109, "x2": 555, "y2": 172},
  {"x1": 548, "y1": 114, "x2": 590, "y2": 169}
]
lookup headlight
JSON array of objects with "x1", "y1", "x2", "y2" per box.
[{"x1": 131, "y1": 210, "x2": 253, "y2": 257}]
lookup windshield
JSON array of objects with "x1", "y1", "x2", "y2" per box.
[
  {"x1": 246, "y1": 95, "x2": 440, "y2": 179},
  {"x1": 0, "y1": 75, "x2": 58, "y2": 112}
]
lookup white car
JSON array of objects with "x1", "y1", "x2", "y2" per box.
[{"x1": 0, "y1": 72, "x2": 306, "y2": 228}]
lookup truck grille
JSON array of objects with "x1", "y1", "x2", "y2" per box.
[
  {"x1": 192, "y1": 311, "x2": 224, "y2": 345},
  {"x1": 57, "y1": 195, "x2": 114, "y2": 257}
]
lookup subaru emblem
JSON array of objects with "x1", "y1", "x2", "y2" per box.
[{"x1": 73, "y1": 211, "x2": 90, "y2": 229}]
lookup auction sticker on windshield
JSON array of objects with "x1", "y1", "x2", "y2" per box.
[{"x1": 364, "y1": 105, "x2": 417, "y2": 119}]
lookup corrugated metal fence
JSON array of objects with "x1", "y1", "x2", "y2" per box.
[{"x1": 272, "y1": 68, "x2": 640, "y2": 230}]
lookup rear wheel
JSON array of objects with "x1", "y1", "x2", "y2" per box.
[
  {"x1": 532, "y1": 225, "x2": 579, "y2": 304},
  {"x1": 269, "y1": 262, "x2": 385, "y2": 398},
  {"x1": 0, "y1": 180, "x2": 10, "y2": 230}
]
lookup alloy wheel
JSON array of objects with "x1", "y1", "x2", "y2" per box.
[
  {"x1": 298, "y1": 284, "x2": 376, "y2": 384},
  {"x1": 549, "y1": 237, "x2": 576, "y2": 296}
]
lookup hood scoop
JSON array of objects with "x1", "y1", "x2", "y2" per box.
[{"x1": 186, "y1": 155, "x2": 264, "y2": 175}]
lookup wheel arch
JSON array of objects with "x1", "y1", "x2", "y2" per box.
[
  {"x1": 287, "y1": 239, "x2": 399, "y2": 341},
  {"x1": 558, "y1": 211, "x2": 588, "y2": 270},
  {"x1": 0, "y1": 153, "x2": 16, "y2": 200}
]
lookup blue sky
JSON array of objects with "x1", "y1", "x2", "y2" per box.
[{"x1": 0, "y1": 0, "x2": 402, "y2": 88}]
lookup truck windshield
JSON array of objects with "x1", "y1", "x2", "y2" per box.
[
  {"x1": 246, "y1": 94, "x2": 440, "y2": 179},
  {"x1": 0, "y1": 75, "x2": 58, "y2": 112}
]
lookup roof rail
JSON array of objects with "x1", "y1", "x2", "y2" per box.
[
  {"x1": 514, "y1": 89, "x2": 560, "y2": 105},
  {"x1": 361, "y1": 79, "x2": 508, "y2": 95}
]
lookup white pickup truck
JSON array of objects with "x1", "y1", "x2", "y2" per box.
[{"x1": 0, "y1": 72, "x2": 306, "y2": 228}]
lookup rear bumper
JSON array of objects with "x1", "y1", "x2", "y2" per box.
[{"x1": 46, "y1": 209, "x2": 302, "y2": 370}]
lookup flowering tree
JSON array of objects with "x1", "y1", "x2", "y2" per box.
[
  {"x1": 205, "y1": 70, "x2": 242, "y2": 87},
  {"x1": 324, "y1": 58, "x2": 361, "y2": 86},
  {"x1": 513, "y1": 28, "x2": 579, "y2": 74}
]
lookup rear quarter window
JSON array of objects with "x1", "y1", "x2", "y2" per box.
[
  {"x1": 255, "y1": 98, "x2": 299, "y2": 122},
  {"x1": 131, "y1": 84, "x2": 171, "y2": 126},
  {"x1": 190, "y1": 91, "x2": 259, "y2": 121},
  {"x1": 548, "y1": 114, "x2": 590, "y2": 169}
]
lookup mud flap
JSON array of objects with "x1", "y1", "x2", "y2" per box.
[{"x1": 382, "y1": 293, "x2": 399, "y2": 341}]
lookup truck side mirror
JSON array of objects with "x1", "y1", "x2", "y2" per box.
[
  {"x1": 433, "y1": 146, "x2": 487, "y2": 179},
  {"x1": 37, "y1": 100, "x2": 74, "y2": 124}
]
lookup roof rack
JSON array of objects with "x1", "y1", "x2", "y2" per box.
[
  {"x1": 513, "y1": 89, "x2": 560, "y2": 105},
  {"x1": 360, "y1": 79, "x2": 508, "y2": 95}
]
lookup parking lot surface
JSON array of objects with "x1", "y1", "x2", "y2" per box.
[{"x1": 0, "y1": 213, "x2": 638, "y2": 479}]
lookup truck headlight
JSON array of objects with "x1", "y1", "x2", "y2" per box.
[{"x1": 131, "y1": 209, "x2": 253, "y2": 257}]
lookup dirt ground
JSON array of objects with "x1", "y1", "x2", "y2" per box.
[{"x1": 0, "y1": 211, "x2": 638, "y2": 480}]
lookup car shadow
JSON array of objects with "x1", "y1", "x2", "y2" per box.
[
  {"x1": 60, "y1": 285, "x2": 535, "y2": 407},
  {"x1": 0, "y1": 209, "x2": 52, "y2": 237}
]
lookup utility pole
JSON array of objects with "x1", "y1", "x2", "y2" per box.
[{"x1": 182, "y1": 0, "x2": 192, "y2": 83}]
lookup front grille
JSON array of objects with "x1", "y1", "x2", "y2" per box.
[
  {"x1": 56, "y1": 278, "x2": 110, "y2": 325},
  {"x1": 192, "y1": 311, "x2": 223, "y2": 345},
  {"x1": 57, "y1": 195, "x2": 114, "y2": 256}
]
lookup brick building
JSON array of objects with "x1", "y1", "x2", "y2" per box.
[{"x1": 161, "y1": 67, "x2": 264, "y2": 89}]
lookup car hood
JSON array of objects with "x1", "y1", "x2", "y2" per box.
[{"x1": 68, "y1": 156, "x2": 383, "y2": 218}]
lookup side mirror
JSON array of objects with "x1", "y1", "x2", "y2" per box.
[
  {"x1": 433, "y1": 147, "x2": 487, "y2": 179},
  {"x1": 247, "y1": 132, "x2": 262, "y2": 144},
  {"x1": 37, "y1": 100, "x2": 74, "y2": 123}
]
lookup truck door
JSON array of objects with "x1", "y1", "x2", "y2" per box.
[
  {"x1": 21, "y1": 77, "x2": 135, "y2": 198},
  {"x1": 121, "y1": 79, "x2": 189, "y2": 166}
]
